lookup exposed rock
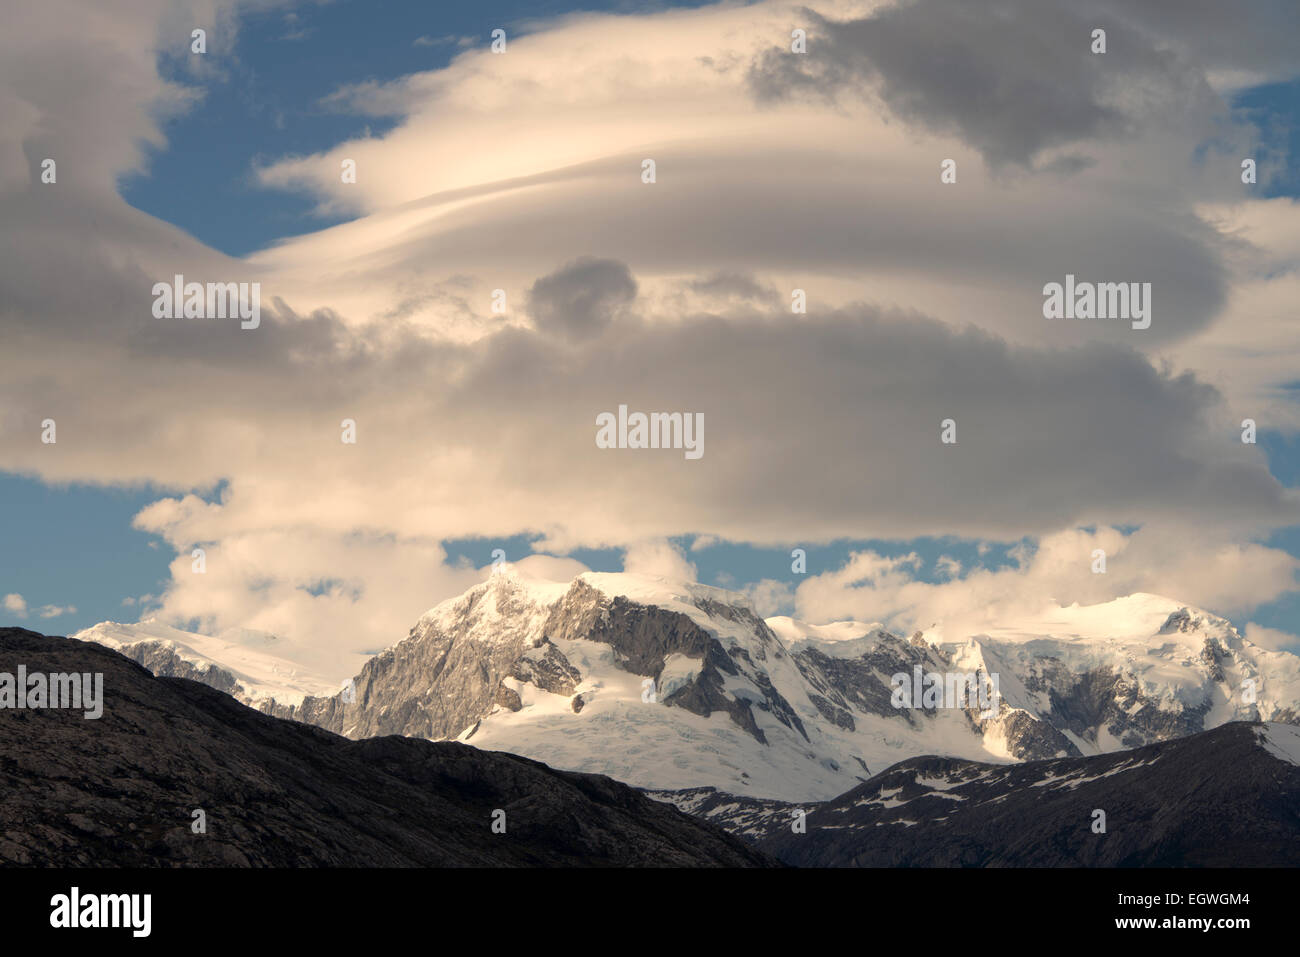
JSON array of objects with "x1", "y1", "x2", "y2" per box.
[
  {"x1": 510, "y1": 640, "x2": 581, "y2": 696},
  {"x1": 494, "y1": 684, "x2": 523, "y2": 712}
]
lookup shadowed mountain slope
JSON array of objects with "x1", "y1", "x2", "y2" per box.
[{"x1": 0, "y1": 627, "x2": 773, "y2": 867}]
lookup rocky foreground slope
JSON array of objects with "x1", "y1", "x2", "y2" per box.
[
  {"x1": 653, "y1": 721, "x2": 1300, "y2": 867},
  {"x1": 0, "y1": 627, "x2": 772, "y2": 867}
]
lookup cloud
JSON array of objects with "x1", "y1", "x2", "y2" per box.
[
  {"x1": 742, "y1": 578, "x2": 796, "y2": 617},
  {"x1": 412, "y1": 35, "x2": 470, "y2": 49},
  {"x1": 1089, "y1": 0, "x2": 1300, "y2": 85},
  {"x1": 128, "y1": 498, "x2": 486, "y2": 668},
  {"x1": 1, "y1": 0, "x2": 1297, "y2": 659},
  {"x1": 622, "y1": 540, "x2": 697, "y2": 582},
  {"x1": 245, "y1": 0, "x2": 1267, "y2": 353},
  {"x1": 3, "y1": 594, "x2": 28, "y2": 618},
  {"x1": 1245, "y1": 622, "x2": 1300, "y2": 654},
  {"x1": 527, "y1": 257, "x2": 637, "y2": 340},
  {"x1": 2, "y1": 241, "x2": 1296, "y2": 660},
  {"x1": 935, "y1": 555, "x2": 962, "y2": 580},
  {"x1": 37, "y1": 604, "x2": 76, "y2": 618},
  {"x1": 508, "y1": 553, "x2": 591, "y2": 582},
  {"x1": 749, "y1": 0, "x2": 1299, "y2": 167},
  {"x1": 792, "y1": 526, "x2": 1300, "y2": 637},
  {"x1": 1169, "y1": 198, "x2": 1300, "y2": 427},
  {"x1": 687, "y1": 271, "x2": 774, "y2": 303}
]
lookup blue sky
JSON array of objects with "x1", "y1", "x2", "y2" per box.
[
  {"x1": 3, "y1": 0, "x2": 1298, "y2": 646},
  {"x1": 1234, "y1": 79, "x2": 1300, "y2": 200}
]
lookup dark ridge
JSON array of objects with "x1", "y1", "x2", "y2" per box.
[{"x1": 0, "y1": 628, "x2": 775, "y2": 868}]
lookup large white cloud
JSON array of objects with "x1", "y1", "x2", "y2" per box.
[{"x1": 1, "y1": 0, "x2": 1297, "y2": 657}]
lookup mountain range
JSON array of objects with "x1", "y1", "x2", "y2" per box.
[
  {"x1": 77, "y1": 570, "x2": 1300, "y2": 802},
  {"x1": 8, "y1": 619, "x2": 1299, "y2": 867}
]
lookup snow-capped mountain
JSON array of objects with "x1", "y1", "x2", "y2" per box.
[
  {"x1": 73, "y1": 619, "x2": 346, "y2": 708},
  {"x1": 76, "y1": 570, "x2": 1300, "y2": 801}
]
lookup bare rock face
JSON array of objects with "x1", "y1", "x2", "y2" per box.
[
  {"x1": 266, "y1": 574, "x2": 553, "y2": 739},
  {"x1": 795, "y1": 634, "x2": 941, "y2": 726},
  {"x1": 265, "y1": 576, "x2": 814, "y2": 753},
  {"x1": 0, "y1": 627, "x2": 774, "y2": 867},
  {"x1": 510, "y1": 640, "x2": 582, "y2": 696},
  {"x1": 113, "y1": 641, "x2": 243, "y2": 695}
]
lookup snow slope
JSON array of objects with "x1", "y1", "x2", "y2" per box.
[{"x1": 74, "y1": 619, "x2": 345, "y2": 708}]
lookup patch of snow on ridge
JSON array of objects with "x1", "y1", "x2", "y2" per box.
[
  {"x1": 766, "y1": 616, "x2": 885, "y2": 647},
  {"x1": 414, "y1": 570, "x2": 570, "y2": 647},
  {"x1": 1258, "y1": 723, "x2": 1300, "y2": 766}
]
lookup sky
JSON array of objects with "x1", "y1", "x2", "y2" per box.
[{"x1": 1, "y1": 0, "x2": 1298, "y2": 672}]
